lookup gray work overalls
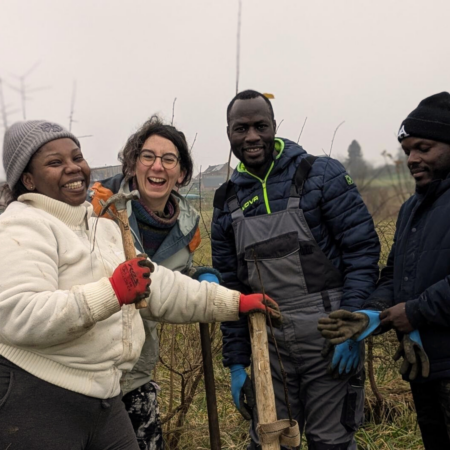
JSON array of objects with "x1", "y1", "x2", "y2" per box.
[{"x1": 226, "y1": 157, "x2": 364, "y2": 450}]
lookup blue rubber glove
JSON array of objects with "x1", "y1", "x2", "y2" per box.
[
  {"x1": 229, "y1": 364, "x2": 255, "y2": 420},
  {"x1": 191, "y1": 267, "x2": 223, "y2": 283},
  {"x1": 354, "y1": 310, "x2": 381, "y2": 341},
  {"x1": 328, "y1": 310, "x2": 377, "y2": 374},
  {"x1": 409, "y1": 330, "x2": 423, "y2": 346},
  {"x1": 332, "y1": 340, "x2": 362, "y2": 374},
  {"x1": 198, "y1": 273, "x2": 219, "y2": 283}
]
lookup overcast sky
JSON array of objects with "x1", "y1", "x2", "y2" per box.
[{"x1": 1, "y1": 0, "x2": 449, "y2": 182}]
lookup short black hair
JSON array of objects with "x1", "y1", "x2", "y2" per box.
[
  {"x1": 119, "y1": 115, "x2": 193, "y2": 187},
  {"x1": 226, "y1": 90, "x2": 275, "y2": 123}
]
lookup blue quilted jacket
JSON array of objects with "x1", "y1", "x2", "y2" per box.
[{"x1": 212, "y1": 138, "x2": 380, "y2": 367}]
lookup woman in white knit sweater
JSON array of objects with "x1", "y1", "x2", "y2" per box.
[{"x1": 0, "y1": 120, "x2": 279, "y2": 450}]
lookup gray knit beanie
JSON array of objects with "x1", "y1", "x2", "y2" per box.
[{"x1": 2, "y1": 120, "x2": 80, "y2": 189}]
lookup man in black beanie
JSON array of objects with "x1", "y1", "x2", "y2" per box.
[
  {"x1": 320, "y1": 92, "x2": 450, "y2": 449},
  {"x1": 397, "y1": 92, "x2": 450, "y2": 191}
]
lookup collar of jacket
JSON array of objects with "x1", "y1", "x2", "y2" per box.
[
  {"x1": 231, "y1": 138, "x2": 307, "y2": 187},
  {"x1": 414, "y1": 175, "x2": 450, "y2": 202},
  {"x1": 18, "y1": 193, "x2": 92, "y2": 229},
  {"x1": 93, "y1": 173, "x2": 200, "y2": 261},
  {"x1": 116, "y1": 176, "x2": 199, "y2": 262},
  {"x1": 117, "y1": 176, "x2": 198, "y2": 236}
]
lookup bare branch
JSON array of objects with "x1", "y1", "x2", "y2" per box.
[
  {"x1": 296, "y1": 116, "x2": 308, "y2": 144},
  {"x1": 190, "y1": 132, "x2": 197, "y2": 151},
  {"x1": 226, "y1": 148, "x2": 233, "y2": 182},
  {"x1": 171, "y1": 97, "x2": 177, "y2": 126},
  {"x1": 22, "y1": 61, "x2": 40, "y2": 78},
  {"x1": 276, "y1": 119, "x2": 284, "y2": 133},
  {"x1": 235, "y1": 0, "x2": 242, "y2": 94},
  {"x1": 0, "y1": 79, "x2": 9, "y2": 129},
  {"x1": 329, "y1": 120, "x2": 345, "y2": 156},
  {"x1": 198, "y1": 166, "x2": 211, "y2": 241},
  {"x1": 69, "y1": 80, "x2": 77, "y2": 132}
]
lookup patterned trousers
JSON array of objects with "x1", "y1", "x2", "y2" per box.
[{"x1": 122, "y1": 381, "x2": 165, "y2": 450}]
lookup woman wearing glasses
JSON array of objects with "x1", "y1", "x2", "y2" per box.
[{"x1": 89, "y1": 116, "x2": 200, "y2": 450}]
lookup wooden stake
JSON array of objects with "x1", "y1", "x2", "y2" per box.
[
  {"x1": 249, "y1": 313, "x2": 278, "y2": 450},
  {"x1": 116, "y1": 208, "x2": 148, "y2": 309}
]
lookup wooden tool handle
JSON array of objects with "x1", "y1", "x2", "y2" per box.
[
  {"x1": 116, "y1": 209, "x2": 148, "y2": 310},
  {"x1": 249, "y1": 313, "x2": 278, "y2": 450}
]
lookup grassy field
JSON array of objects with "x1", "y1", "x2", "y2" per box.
[{"x1": 155, "y1": 190, "x2": 423, "y2": 449}]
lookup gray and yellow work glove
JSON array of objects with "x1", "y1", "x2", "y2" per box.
[
  {"x1": 318, "y1": 309, "x2": 381, "y2": 344},
  {"x1": 393, "y1": 330, "x2": 430, "y2": 381}
]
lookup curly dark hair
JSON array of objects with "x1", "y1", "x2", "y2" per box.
[{"x1": 119, "y1": 115, "x2": 193, "y2": 187}]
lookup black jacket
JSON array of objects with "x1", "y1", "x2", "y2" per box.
[{"x1": 365, "y1": 176, "x2": 450, "y2": 380}]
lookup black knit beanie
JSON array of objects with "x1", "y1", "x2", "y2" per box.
[{"x1": 398, "y1": 92, "x2": 450, "y2": 145}]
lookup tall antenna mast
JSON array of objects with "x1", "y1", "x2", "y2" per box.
[{"x1": 9, "y1": 61, "x2": 49, "y2": 119}]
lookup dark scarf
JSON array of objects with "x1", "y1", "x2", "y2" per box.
[{"x1": 131, "y1": 179, "x2": 180, "y2": 258}]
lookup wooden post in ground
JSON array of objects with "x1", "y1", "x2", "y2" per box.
[{"x1": 249, "y1": 313, "x2": 279, "y2": 450}]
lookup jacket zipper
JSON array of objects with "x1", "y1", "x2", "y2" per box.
[{"x1": 243, "y1": 161, "x2": 274, "y2": 214}]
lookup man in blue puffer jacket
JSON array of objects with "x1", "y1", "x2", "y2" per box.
[{"x1": 211, "y1": 90, "x2": 380, "y2": 449}]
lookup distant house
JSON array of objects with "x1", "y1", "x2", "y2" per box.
[
  {"x1": 90, "y1": 165, "x2": 122, "y2": 186},
  {"x1": 190, "y1": 163, "x2": 233, "y2": 191}
]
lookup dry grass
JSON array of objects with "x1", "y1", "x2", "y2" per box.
[{"x1": 156, "y1": 329, "x2": 423, "y2": 449}]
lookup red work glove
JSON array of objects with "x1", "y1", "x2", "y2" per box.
[
  {"x1": 239, "y1": 293, "x2": 282, "y2": 326},
  {"x1": 109, "y1": 256, "x2": 153, "y2": 306}
]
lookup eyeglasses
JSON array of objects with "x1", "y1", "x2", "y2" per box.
[{"x1": 139, "y1": 150, "x2": 180, "y2": 169}]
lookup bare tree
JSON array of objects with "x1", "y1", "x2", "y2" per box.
[{"x1": 0, "y1": 78, "x2": 19, "y2": 129}]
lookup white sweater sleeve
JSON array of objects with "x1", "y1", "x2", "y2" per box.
[
  {"x1": 140, "y1": 262, "x2": 240, "y2": 323},
  {"x1": 0, "y1": 217, "x2": 120, "y2": 348}
]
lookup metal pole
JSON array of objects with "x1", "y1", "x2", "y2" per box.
[{"x1": 199, "y1": 323, "x2": 221, "y2": 449}]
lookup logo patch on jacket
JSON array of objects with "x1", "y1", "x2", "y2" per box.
[
  {"x1": 242, "y1": 195, "x2": 259, "y2": 211},
  {"x1": 344, "y1": 175, "x2": 354, "y2": 186}
]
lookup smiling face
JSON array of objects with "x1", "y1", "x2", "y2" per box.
[
  {"x1": 134, "y1": 134, "x2": 186, "y2": 212},
  {"x1": 401, "y1": 137, "x2": 450, "y2": 189},
  {"x1": 21, "y1": 138, "x2": 90, "y2": 206},
  {"x1": 227, "y1": 97, "x2": 277, "y2": 179}
]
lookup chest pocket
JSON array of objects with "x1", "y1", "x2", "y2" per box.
[{"x1": 243, "y1": 231, "x2": 308, "y2": 302}]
